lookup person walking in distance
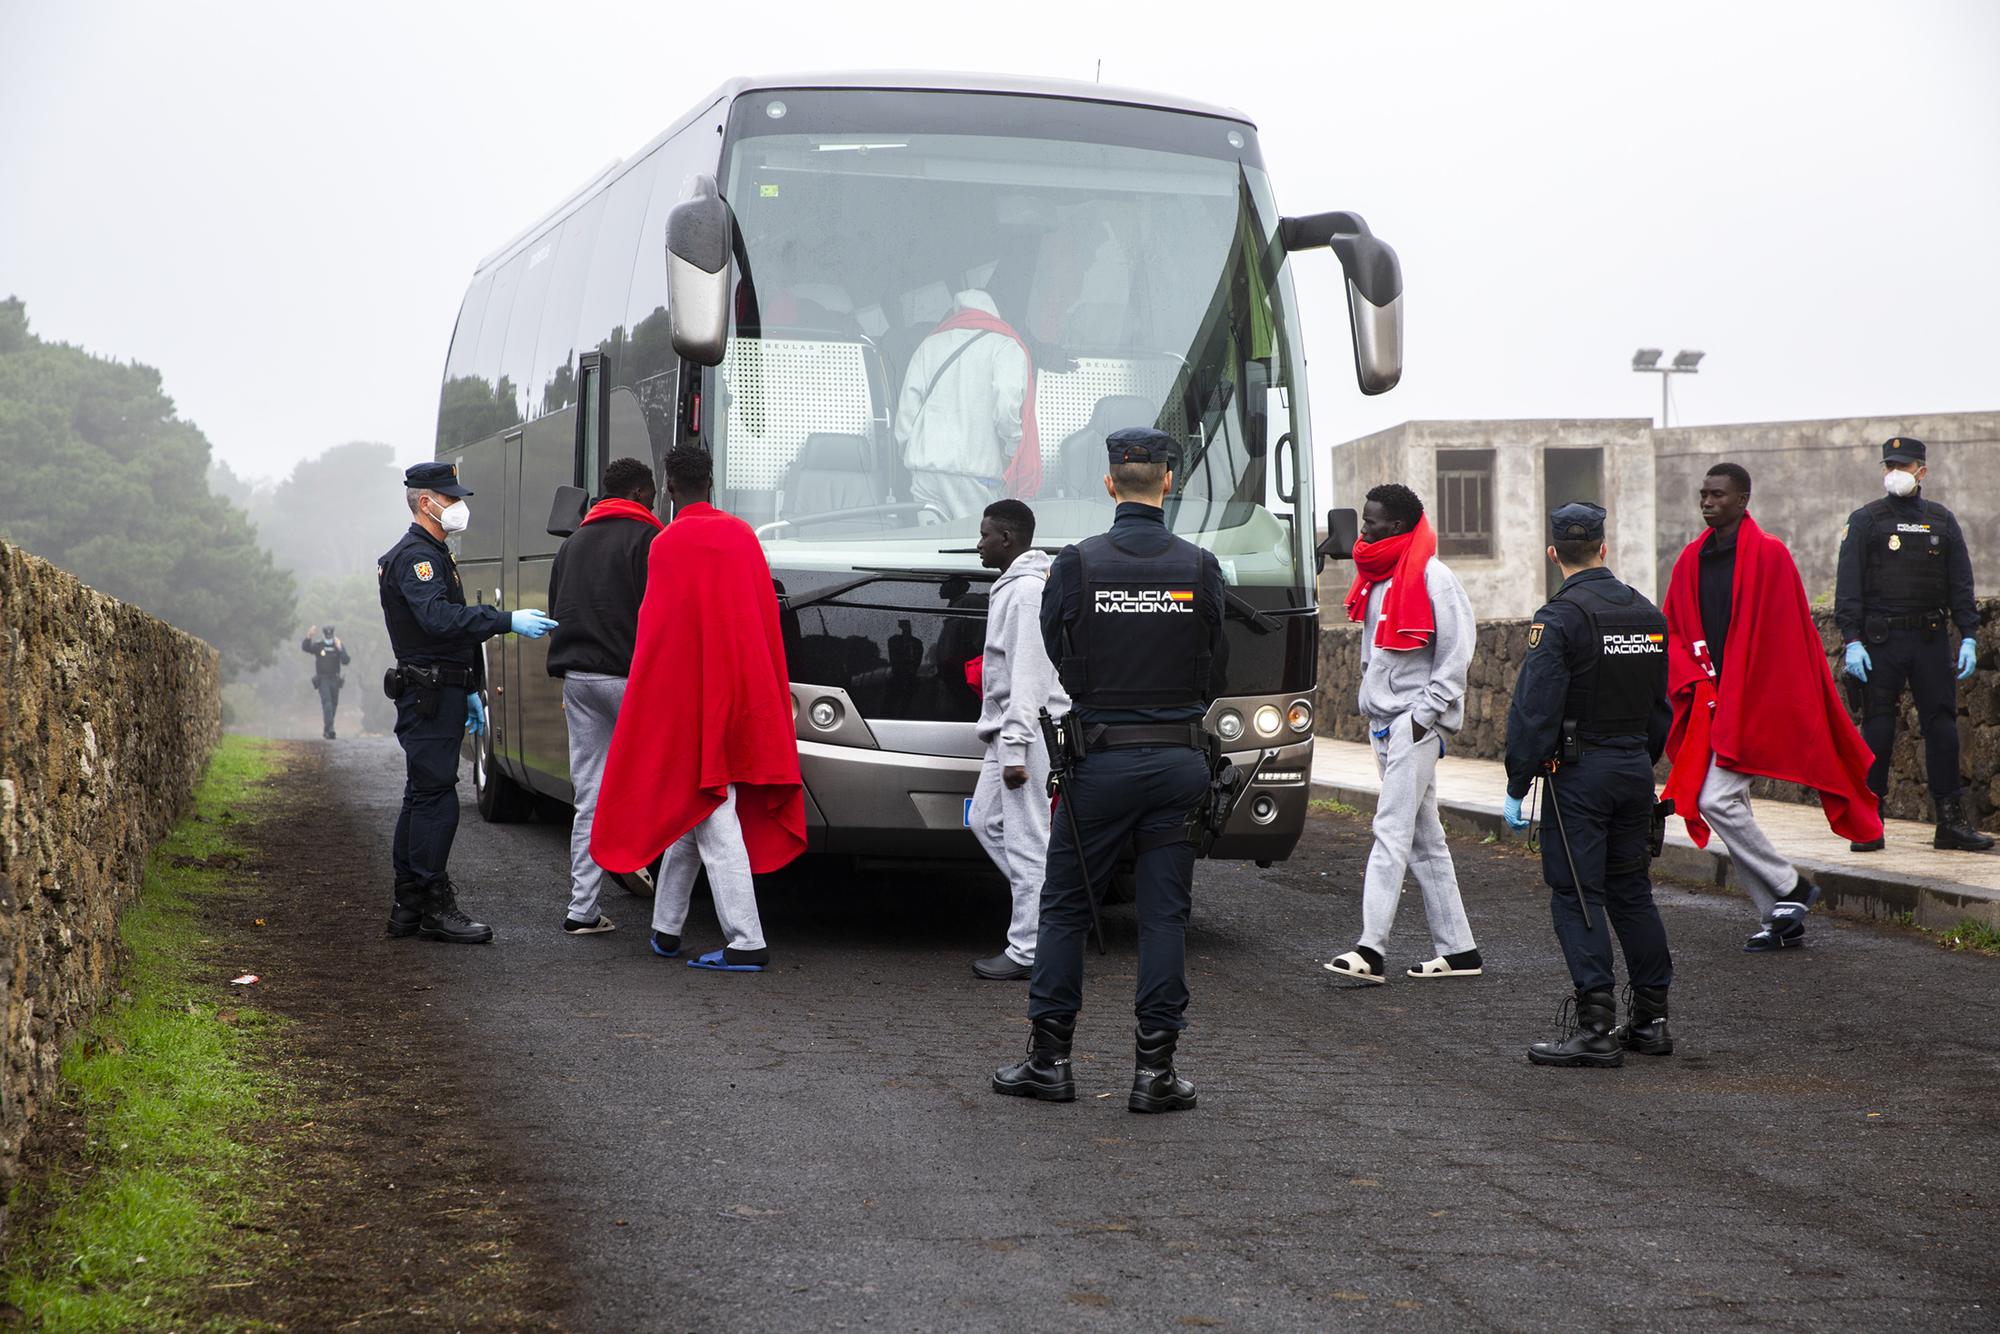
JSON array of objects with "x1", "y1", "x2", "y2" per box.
[
  {"x1": 1658, "y1": 463, "x2": 1882, "y2": 953},
  {"x1": 1834, "y1": 437, "x2": 1991, "y2": 852},
  {"x1": 546, "y1": 457, "x2": 663, "y2": 936},
  {"x1": 1322, "y1": 483, "x2": 1484, "y2": 985},
  {"x1": 968, "y1": 498, "x2": 1070, "y2": 981},
  {"x1": 301, "y1": 624, "x2": 351, "y2": 739}
]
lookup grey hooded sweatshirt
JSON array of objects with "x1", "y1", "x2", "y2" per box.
[
  {"x1": 1355, "y1": 558, "x2": 1476, "y2": 733},
  {"x1": 977, "y1": 548, "x2": 1071, "y2": 763}
]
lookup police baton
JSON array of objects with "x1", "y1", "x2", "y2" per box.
[
  {"x1": 1039, "y1": 709, "x2": 1106, "y2": 956},
  {"x1": 1538, "y1": 765, "x2": 1593, "y2": 931}
]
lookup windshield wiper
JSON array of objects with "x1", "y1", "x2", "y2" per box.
[
  {"x1": 780, "y1": 567, "x2": 998, "y2": 613},
  {"x1": 1225, "y1": 591, "x2": 1282, "y2": 634}
]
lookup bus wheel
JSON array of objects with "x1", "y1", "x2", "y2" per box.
[{"x1": 469, "y1": 704, "x2": 533, "y2": 823}]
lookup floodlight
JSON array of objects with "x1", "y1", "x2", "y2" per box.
[
  {"x1": 1672, "y1": 349, "x2": 1705, "y2": 370},
  {"x1": 1631, "y1": 348, "x2": 1663, "y2": 370}
]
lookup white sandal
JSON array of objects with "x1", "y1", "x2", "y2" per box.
[
  {"x1": 1407, "y1": 955, "x2": 1483, "y2": 979},
  {"x1": 1322, "y1": 950, "x2": 1386, "y2": 984}
]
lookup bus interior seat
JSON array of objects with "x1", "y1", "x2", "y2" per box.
[
  {"x1": 780, "y1": 432, "x2": 879, "y2": 520},
  {"x1": 1056, "y1": 394, "x2": 1156, "y2": 497}
]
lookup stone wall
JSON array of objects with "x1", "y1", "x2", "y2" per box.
[
  {"x1": 0, "y1": 541, "x2": 220, "y2": 1229},
  {"x1": 1316, "y1": 597, "x2": 2000, "y2": 825}
]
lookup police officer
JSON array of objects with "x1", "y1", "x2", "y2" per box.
[
  {"x1": 378, "y1": 461, "x2": 557, "y2": 943},
  {"x1": 991, "y1": 427, "x2": 1224, "y2": 1113},
  {"x1": 1501, "y1": 503, "x2": 1674, "y2": 1069},
  {"x1": 301, "y1": 624, "x2": 351, "y2": 739},
  {"x1": 1834, "y1": 437, "x2": 1991, "y2": 852}
]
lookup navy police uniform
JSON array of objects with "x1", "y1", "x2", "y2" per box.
[
  {"x1": 993, "y1": 427, "x2": 1225, "y2": 1113},
  {"x1": 1833, "y1": 436, "x2": 1989, "y2": 851},
  {"x1": 378, "y1": 462, "x2": 512, "y2": 939},
  {"x1": 1505, "y1": 503, "x2": 1675, "y2": 1066}
]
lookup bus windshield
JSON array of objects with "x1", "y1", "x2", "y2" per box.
[{"x1": 711, "y1": 90, "x2": 1316, "y2": 607}]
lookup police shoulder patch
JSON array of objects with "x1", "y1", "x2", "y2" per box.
[
  {"x1": 414, "y1": 560, "x2": 435, "y2": 582},
  {"x1": 1528, "y1": 622, "x2": 1544, "y2": 649}
]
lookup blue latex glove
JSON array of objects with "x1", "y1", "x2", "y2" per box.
[
  {"x1": 1503, "y1": 793, "x2": 1529, "y2": 831},
  {"x1": 1958, "y1": 638, "x2": 1978, "y2": 681},
  {"x1": 1843, "y1": 641, "x2": 1870, "y2": 681},
  {"x1": 510, "y1": 608, "x2": 558, "y2": 638},
  {"x1": 465, "y1": 692, "x2": 487, "y2": 736}
]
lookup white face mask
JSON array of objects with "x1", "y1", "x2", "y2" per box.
[
  {"x1": 1883, "y1": 468, "x2": 1919, "y2": 498},
  {"x1": 431, "y1": 497, "x2": 471, "y2": 533}
]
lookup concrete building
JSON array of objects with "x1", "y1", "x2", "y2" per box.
[
  {"x1": 1320, "y1": 410, "x2": 1999, "y2": 623},
  {"x1": 1321, "y1": 418, "x2": 1657, "y2": 621}
]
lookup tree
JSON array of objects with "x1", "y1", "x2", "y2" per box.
[
  {"x1": 0, "y1": 297, "x2": 296, "y2": 675},
  {"x1": 250, "y1": 441, "x2": 411, "y2": 585}
]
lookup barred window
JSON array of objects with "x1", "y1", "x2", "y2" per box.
[{"x1": 1435, "y1": 449, "x2": 1495, "y2": 558}]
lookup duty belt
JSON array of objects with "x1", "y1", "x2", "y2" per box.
[
  {"x1": 1879, "y1": 611, "x2": 1945, "y2": 631},
  {"x1": 392, "y1": 663, "x2": 476, "y2": 690},
  {"x1": 1082, "y1": 721, "x2": 1210, "y2": 752}
]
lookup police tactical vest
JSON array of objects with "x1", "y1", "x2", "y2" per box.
[
  {"x1": 1059, "y1": 532, "x2": 1210, "y2": 709},
  {"x1": 377, "y1": 530, "x2": 475, "y2": 669},
  {"x1": 1554, "y1": 579, "x2": 1667, "y2": 739},
  {"x1": 1859, "y1": 498, "x2": 1949, "y2": 613}
]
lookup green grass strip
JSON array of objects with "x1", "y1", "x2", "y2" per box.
[{"x1": 6, "y1": 736, "x2": 285, "y2": 1332}]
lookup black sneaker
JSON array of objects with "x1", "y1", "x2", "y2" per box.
[
  {"x1": 972, "y1": 952, "x2": 1032, "y2": 980},
  {"x1": 563, "y1": 913, "x2": 615, "y2": 935}
]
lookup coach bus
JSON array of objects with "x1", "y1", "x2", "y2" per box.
[{"x1": 438, "y1": 71, "x2": 1401, "y2": 866}]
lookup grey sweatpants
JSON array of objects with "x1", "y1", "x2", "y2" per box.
[
  {"x1": 654, "y1": 786, "x2": 766, "y2": 952},
  {"x1": 1360, "y1": 711, "x2": 1476, "y2": 958},
  {"x1": 970, "y1": 742, "x2": 1053, "y2": 966},
  {"x1": 1695, "y1": 763, "x2": 1800, "y2": 922},
  {"x1": 562, "y1": 672, "x2": 626, "y2": 923},
  {"x1": 909, "y1": 469, "x2": 1003, "y2": 523}
]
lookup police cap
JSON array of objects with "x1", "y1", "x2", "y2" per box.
[
  {"x1": 404, "y1": 460, "x2": 473, "y2": 497},
  {"x1": 1107, "y1": 426, "x2": 1176, "y2": 465},
  {"x1": 1881, "y1": 436, "x2": 1925, "y2": 464},
  {"x1": 1550, "y1": 501, "x2": 1606, "y2": 543}
]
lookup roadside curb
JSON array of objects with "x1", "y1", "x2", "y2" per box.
[{"x1": 1312, "y1": 778, "x2": 2000, "y2": 932}]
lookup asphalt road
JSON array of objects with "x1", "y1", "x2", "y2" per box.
[{"x1": 326, "y1": 738, "x2": 1999, "y2": 1331}]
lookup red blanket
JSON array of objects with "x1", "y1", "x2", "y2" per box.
[
  {"x1": 1659, "y1": 515, "x2": 1880, "y2": 845},
  {"x1": 929, "y1": 309, "x2": 1041, "y2": 498},
  {"x1": 1343, "y1": 516, "x2": 1438, "y2": 651},
  {"x1": 589, "y1": 502, "x2": 806, "y2": 874}
]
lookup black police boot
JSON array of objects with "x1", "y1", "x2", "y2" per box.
[
  {"x1": 418, "y1": 879, "x2": 494, "y2": 945},
  {"x1": 1129, "y1": 1027, "x2": 1197, "y2": 1114},
  {"x1": 1933, "y1": 796, "x2": 1995, "y2": 852},
  {"x1": 992, "y1": 1016, "x2": 1075, "y2": 1102},
  {"x1": 1614, "y1": 985, "x2": 1673, "y2": 1056},
  {"x1": 1527, "y1": 990, "x2": 1624, "y2": 1068},
  {"x1": 386, "y1": 879, "x2": 424, "y2": 938}
]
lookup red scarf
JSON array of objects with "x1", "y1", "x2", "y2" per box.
[
  {"x1": 928, "y1": 309, "x2": 1041, "y2": 498},
  {"x1": 589, "y1": 502, "x2": 806, "y2": 875},
  {"x1": 579, "y1": 496, "x2": 663, "y2": 531},
  {"x1": 1343, "y1": 516, "x2": 1438, "y2": 651},
  {"x1": 1658, "y1": 515, "x2": 1881, "y2": 846}
]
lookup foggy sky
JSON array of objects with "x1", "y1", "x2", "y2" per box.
[{"x1": 3, "y1": 0, "x2": 1996, "y2": 486}]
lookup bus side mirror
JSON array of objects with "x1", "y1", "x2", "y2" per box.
[
  {"x1": 1315, "y1": 507, "x2": 1359, "y2": 573},
  {"x1": 1280, "y1": 211, "x2": 1403, "y2": 396},
  {"x1": 547, "y1": 485, "x2": 587, "y2": 538},
  {"x1": 666, "y1": 174, "x2": 733, "y2": 367}
]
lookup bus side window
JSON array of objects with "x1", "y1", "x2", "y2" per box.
[{"x1": 577, "y1": 352, "x2": 603, "y2": 493}]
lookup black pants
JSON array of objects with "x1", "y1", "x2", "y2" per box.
[
  {"x1": 1541, "y1": 746, "x2": 1672, "y2": 994},
  {"x1": 1858, "y1": 628, "x2": 1961, "y2": 800},
  {"x1": 315, "y1": 676, "x2": 341, "y2": 732},
  {"x1": 392, "y1": 686, "x2": 466, "y2": 889},
  {"x1": 1028, "y1": 744, "x2": 1210, "y2": 1033}
]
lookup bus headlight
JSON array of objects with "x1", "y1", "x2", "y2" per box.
[
  {"x1": 1288, "y1": 701, "x2": 1314, "y2": 733},
  {"x1": 1253, "y1": 705, "x2": 1284, "y2": 738},
  {"x1": 1216, "y1": 709, "x2": 1244, "y2": 742},
  {"x1": 809, "y1": 698, "x2": 842, "y2": 730}
]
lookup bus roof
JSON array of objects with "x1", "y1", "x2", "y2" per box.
[{"x1": 472, "y1": 70, "x2": 1255, "y2": 276}]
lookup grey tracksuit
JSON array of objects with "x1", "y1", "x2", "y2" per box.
[
  {"x1": 970, "y1": 549, "x2": 1070, "y2": 965},
  {"x1": 1356, "y1": 560, "x2": 1478, "y2": 959}
]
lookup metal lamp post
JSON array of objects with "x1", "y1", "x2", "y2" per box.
[{"x1": 1632, "y1": 348, "x2": 1704, "y2": 426}]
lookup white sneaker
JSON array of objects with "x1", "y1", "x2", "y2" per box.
[{"x1": 562, "y1": 913, "x2": 615, "y2": 934}]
